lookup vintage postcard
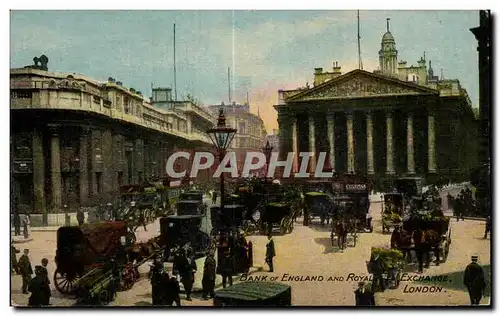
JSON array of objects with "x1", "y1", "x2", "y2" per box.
[{"x1": 9, "y1": 9, "x2": 491, "y2": 307}]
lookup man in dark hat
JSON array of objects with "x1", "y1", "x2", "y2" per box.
[
  {"x1": 165, "y1": 272, "x2": 181, "y2": 306},
  {"x1": 40, "y1": 258, "x2": 51, "y2": 305},
  {"x1": 217, "y1": 250, "x2": 234, "y2": 288},
  {"x1": 202, "y1": 252, "x2": 216, "y2": 300},
  {"x1": 150, "y1": 261, "x2": 165, "y2": 305},
  {"x1": 28, "y1": 266, "x2": 50, "y2": 306},
  {"x1": 77, "y1": 208, "x2": 85, "y2": 226},
  {"x1": 18, "y1": 249, "x2": 33, "y2": 294},
  {"x1": 265, "y1": 233, "x2": 275, "y2": 272},
  {"x1": 484, "y1": 216, "x2": 491, "y2": 239},
  {"x1": 173, "y1": 247, "x2": 196, "y2": 301},
  {"x1": 354, "y1": 281, "x2": 376, "y2": 306},
  {"x1": 463, "y1": 255, "x2": 486, "y2": 305}
]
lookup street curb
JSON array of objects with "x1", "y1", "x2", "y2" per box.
[
  {"x1": 11, "y1": 227, "x2": 60, "y2": 233},
  {"x1": 12, "y1": 238, "x2": 34, "y2": 244},
  {"x1": 445, "y1": 215, "x2": 486, "y2": 222}
]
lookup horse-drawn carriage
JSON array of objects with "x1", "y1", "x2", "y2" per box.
[
  {"x1": 303, "y1": 180, "x2": 335, "y2": 226},
  {"x1": 381, "y1": 193, "x2": 405, "y2": 234},
  {"x1": 402, "y1": 212, "x2": 452, "y2": 264},
  {"x1": 53, "y1": 221, "x2": 160, "y2": 303},
  {"x1": 210, "y1": 204, "x2": 246, "y2": 236},
  {"x1": 329, "y1": 196, "x2": 360, "y2": 249},
  {"x1": 331, "y1": 173, "x2": 373, "y2": 232},
  {"x1": 159, "y1": 214, "x2": 212, "y2": 261},
  {"x1": 178, "y1": 190, "x2": 207, "y2": 214}
]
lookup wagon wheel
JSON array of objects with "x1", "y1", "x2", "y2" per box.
[
  {"x1": 98, "y1": 289, "x2": 111, "y2": 304},
  {"x1": 53, "y1": 268, "x2": 78, "y2": 295},
  {"x1": 121, "y1": 263, "x2": 138, "y2": 291},
  {"x1": 280, "y1": 218, "x2": 288, "y2": 235}
]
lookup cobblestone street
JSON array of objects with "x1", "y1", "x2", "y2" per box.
[{"x1": 11, "y1": 198, "x2": 490, "y2": 306}]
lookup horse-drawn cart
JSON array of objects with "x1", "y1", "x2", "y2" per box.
[
  {"x1": 382, "y1": 193, "x2": 405, "y2": 234},
  {"x1": 366, "y1": 247, "x2": 405, "y2": 291}
]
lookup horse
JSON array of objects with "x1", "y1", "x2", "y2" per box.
[{"x1": 331, "y1": 219, "x2": 348, "y2": 250}]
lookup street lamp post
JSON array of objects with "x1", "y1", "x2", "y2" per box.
[
  {"x1": 207, "y1": 106, "x2": 237, "y2": 218},
  {"x1": 262, "y1": 140, "x2": 273, "y2": 180}
]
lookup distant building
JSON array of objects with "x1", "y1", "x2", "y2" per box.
[
  {"x1": 10, "y1": 58, "x2": 214, "y2": 224},
  {"x1": 274, "y1": 20, "x2": 477, "y2": 188},
  {"x1": 207, "y1": 102, "x2": 267, "y2": 177},
  {"x1": 266, "y1": 129, "x2": 280, "y2": 152}
]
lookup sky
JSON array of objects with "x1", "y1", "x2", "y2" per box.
[{"x1": 10, "y1": 10, "x2": 480, "y2": 133}]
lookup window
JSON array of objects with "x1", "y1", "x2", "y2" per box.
[
  {"x1": 124, "y1": 97, "x2": 130, "y2": 114},
  {"x1": 93, "y1": 95, "x2": 101, "y2": 104},
  {"x1": 96, "y1": 172, "x2": 103, "y2": 193},
  {"x1": 116, "y1": 95, "x2": 121, "y2": 109}
]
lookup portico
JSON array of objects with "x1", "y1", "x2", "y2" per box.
[{"x1": 275, "y1": 69, "x2": 450, "y2": 188}]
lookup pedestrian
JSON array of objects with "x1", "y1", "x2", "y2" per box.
[
  {"x1": 463, "y1": 255, "x2": 486, "y2": 305},
  {"x1": 11, "y1": 242, "x2": 20, "y2": 274},
  {"x1": 165, "y1": 273, "x2": 181, "y2": 306},
  {"x1": 172, "y1": 248, "x2": 196, "y2": 301},
  {"x1": 202, "y1": 252, "x2": 216, "y2": 300},
  {"x1": 28, "y1": 266, "x2": 50, "y2": 306},
  {"x1": 354, "y1": 281, "x2": 376, "y2": 306},
  {"x1": 212, "y1": 191, "x2": 218, "y2": 204},
  {"x1": 23, "y1": 215, "x2": 30, "y2": 239},
  {"x1": 150, "y1": 263, "x2": 165, "y2": 305},
  {"x1": 13, "y1": 211, "x2": 21, "y2": 236},
  {"x1": 217, "y1": 250, "x2": 234, "y2": 288},
  {"x1": 139, "y1": 210, "x2": 147, "y2": 232},
  {"x1": 265, "y1": 233, "x2": 275, "y2": 272},
  {"x1": 18, "y1": 249, "x2": 33, "y2": 294},
  {"x1": 40, "y1": 259, "x2": 51, "y2": 305},
  {"x1": 484, "y1": 216, "x2": 491, "y2": 239},
  {"x1": 370, "y1": 253, "x2": 385, "y2": 292},
  {"x1": 77, "y1": 208, "x2": 85, "y2": 226},
  {"x1": 412, "y1": 228, "x2": 426, "y2": 274}
]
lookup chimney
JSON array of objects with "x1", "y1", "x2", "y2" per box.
[
  {"x1": 332, "y1": 61, "x2": 341, "y2": 75},
  {"x1": 314, "y1": 68, "x2": 323, "y2": 75}
]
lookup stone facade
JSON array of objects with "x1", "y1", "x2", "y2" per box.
[
  {"x1": 10, "y1": 65, "x2": 215, "y2": 221},
  {"x1": 274, "y1": 26, "x2": 477, "y2": 189},
  {"x1": 207, "y1": 102, "x2": 267, "y2": 176}
]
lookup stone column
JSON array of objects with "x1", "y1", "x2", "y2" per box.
[
  {"x1": 291, "y1": 116, "x2": 299, "y2": 173},
  {"x1": 407, "y1": 112, "x2": 415, "y2": 174},
  {"x1": 386, "y1": 111, "x2": 395, "y2": 174},
  {"x1": 32, "y1": 128, "x2": 46, "y2": 224},
  {"x1": 79, "y1": 127, "x2": 90, "y2": 206},
  {"x1": 327, "y1": 113, "x2": 335, "y2": 171},
  {"x1": 346, "y1": 112, "x2": 355, "y2": 174},
  {"x1": 366, "y1": 112, "x2": 375, "y2": 175},
  {"x1": 277, "y1": 113, "x2": 286, "y2": 162},
  {"x1": 49, "y1": 125, "x2": 62, "y2": 213},
  {"x1": 428, "y1": 113, "x2": 437, "y2": 173},
  {"x1": 308, "y1": 115, "x2": 316, "y2": 173}
]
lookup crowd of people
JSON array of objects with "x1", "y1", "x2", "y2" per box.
[{"x1": 447, "y1": 187, "x2": 478, "y2": 220}]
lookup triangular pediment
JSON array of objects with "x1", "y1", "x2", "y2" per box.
[{"x1": 286, "y1": 69, "x2": 439, "y2": 102}]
